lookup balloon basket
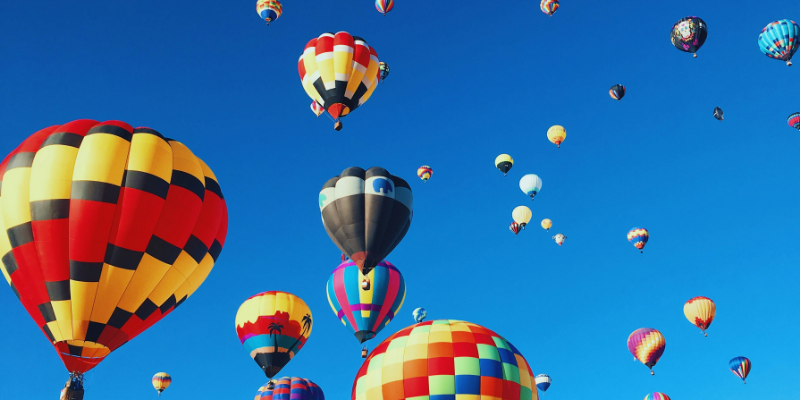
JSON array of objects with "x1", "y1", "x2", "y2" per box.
[{"x1": 361, "y1": 346, "x2": 368, "y2": 358}]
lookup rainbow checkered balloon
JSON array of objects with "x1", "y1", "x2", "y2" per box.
[{"x1": 352, "y1": 320, "x2": 538, "y2": 400}]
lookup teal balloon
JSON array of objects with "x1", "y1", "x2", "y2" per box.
[
  {"x1": 758, "y1": 19, "x2": 800, "y2": 66},
  {"x1": 412, "y1": 307, "x2": 427, "y2": 323}
]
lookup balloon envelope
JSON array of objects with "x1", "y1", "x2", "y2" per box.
[
  {"x1": 379, "y1": 62, "x2": 390, "y2": 82},
  {"x1": 256, "y1": 0, "x2": 282, "y2": 23},
  {"x1": 412, "y1": 307, "x2": 426, "y2": 323},
  {"x1": 541, "y1": 219, "x2": 552, "y2": 231},
  {"x1": 628, "y1": 328, "x2": 665, "y2": 372},
  {"x1": 671, "y1": 16, "x2": 708, "y2": 55},
  {"x1": 540, "y1": 0, "x2": 558, "y2": 16},
  {"x1": 788, "y1": 112, "x2": 800, "y2": 130},
  {"x1": 552, "y1": 234, "x2": 566, "y2": 246},
  {"x1": 535, "y1": 374, "x2": 551, "y2": 392},
  {"x1": 644, "y1": 393, "x2": 671, "y2": 400},
  {"x1": 519, "y1": 174, "x2": 543, "y2": 199},
  {"x1": 547, "y1": 126, "x2": 566, "y2": 147},
  {"x1": 512, "y1": 206, "x2": 532, "y2": 227},
  {"x1": 684, "y1": 296, "x2": 715, "y2": 335},
  {"x1": 255, "y1": 377, "x2": 324, "y2": 400},
  {"x1": 152, "y1": 372, "x2": 171, "y2": 395},
  {"x1": 627, "y1": 227, "x2": 649, "y2": 251},
  {"x1": 417, "y1": 166, "x2": 432, "y2": 182},
  {"x1": 758, "y1": 20, "x2": 799, "y2": 66},
  {"x1": 713, "y1": 107, "x2": 723, "y2": 120},
  {"x1": 729, "y1": 356, "x2": 751, "y2": 383},
  {"x1": 495, "y1": 154, "x2": 514, "y2": 176},
  {"x1": 375, "y1": 0, "x2": 394, "y2": 15},
  {"x1": 610, "y1": 84, "x2": 626, "y2": 101},
  {"x1": 510, "y1": 221, "x2": 521, "y2": 235}
]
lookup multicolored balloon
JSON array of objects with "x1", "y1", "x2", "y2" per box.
[
  {"x1": 714, "y1": 107, "x2": 724, "y2": 121},
  {"x1": 510, "y1": 221, "x2": 522, "y2": 235},
  {"x1": 671, "y1": 16, "x2": 708, "y2": 57},
  {"x1": 379, "y1": 62, "x2": 390, "y2": 82},
  {"x1": 352, "y1": 320, "x2": 538, "y2": 400},
  {"x1": 758, "y1": 20, "x2": 799, "y2": 66},
  {"x1": 417, "y1": 165, "x2": 432, "y2": 182},
  {"x1": 520, "y1": 174, "x2": 543, "y2": 200},
  {"x1": 256, "y1": 0, "x2": 282, "y2": 24},
  {"x1": 326, "y1": 259, "x2": 405, "y2": 344},
  {"x1": 412, "y1": 307, "x2": 426, "y2": 323},
  {"x1": 628, "y1": 227, "x2": 649, "y2": 253},
  {"x1": 684, "y1": 296, "x2": 716, "y2": 337},
  {"x1": 547, "y1": 125, "x2": 566, "y2": 148},
  {"x1": 298, "y1": 32, "x2": 381, "y2": 130},
  {"x1": 255, "y1": 377, "x2": 324, "y2": 400},
  {"x1": 552, "y1": 234, "x2": 566, "y2": 246},
  {"x1": 644, "y1": 393, "x2": 671, "y2": 400},
  {"x1": 610, "y1": 84, "x2": 626, "y2": 101},
  {"x1": 541, "y1": 218, "x2": 552, "y2": 231},
  {"x1": 535, "y1": 374, "x2": 551, "y2": 393},
  {"x1": 540, "y1": 0, "x2": 558, "y2": 16},
  {"x1": 729, "y1": 356, "x2": 751, "y2": 383},
  {"x1": 152, "y1": 373, "x2": 171, "y2": 396},
  {"x1": 0, "y1": 120, "x2": 228, "y2": 379},
  {"x1": 512, "y1": 206, "x2": 532, "y2": 229},
  {"x1": 788, "y1": 112, "x2": 800, "y2": 130},
  {"x1": 311, "y1": 101, "x2": 325, "y2": 118},
  {"x1": 495, "y1": 154, "x2": 514, "y2": 176},
  {"x1": 235, "y1": 291, "x2": 313, "y2": 378},
  {"x1": 375, "y1": 0, "x2": 394, "y2": 16},
  {"x1": 628, "y1": 328, "x2": 665, "y2": 375}
]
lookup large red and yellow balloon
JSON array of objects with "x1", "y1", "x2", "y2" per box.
[{"x1": 0, "y1": 119, "x2": 228, "y2": 375}]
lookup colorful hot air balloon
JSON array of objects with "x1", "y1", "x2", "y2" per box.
[
  {"x1": 235, "y1": 291, "x2": 313, "y2": 379},
  {"x1": 375, "y1": 0, "x2": 394, "y2": 16},
  {"x1": 256, "y1": 0, "x2": 283, "y2": 25},
  {"x1": 520, "y1": 174, "x2": 543, "y2": 200},
  {"x1": 758, "y1": 20, "x2": 799, "y2": 66},
  {"x1": 0, "y1": 120, "x2": 228, "y2": 390},
  {"x1": 152, "y1": 373, "x2": 171, "y2": 396},
  {"x1": 540, "y1": 0, "x2": 558, "y2": 16},
  {"x1": 541, "y1": 219, "x2": 552, "y2": 231},
  {"x1": 628, "y1": 227, "x2": 649, "y2": 253},
  {"x1": 311, "y1": 101, "x2": 325, "y2": 118},
  {"x1": 326, "y1": 259, "x2": 405, "y2": 347},
  {"x1": 319, "y1": 167, "x2": 413, "y2": 276},
  {"x1": 352, "y1": 320, "x2": 538, "y2": 400},
  {"x1": 417, "y1": 165, "x2": 432, "y2": 182},
  {"x1": 644, "y1": 393, "x2": 671, "y2": 400},
  {"x1": 298, "y1": 32, "x2": 381, "y2": 131},
  {"x1": 671, "y1": 16, "x2": 708, "y2": 57},
  {"x1": 513, "y1": 206, "x2": 532, "y2": 229},
  {"x1": 547, "y1": 126, "x2": 566, "y2": 148},
  {"x1": 378, "y1": 62, "x2": 390, "y2": 82},
  {"x1": 714, "y1": 107, "x2": 724, "y2": 121},
  {"x1": 684, "y1": 296, "x2": 716, "y2": 337},
  {"x1": 510, "y1": 221, "x2": 522, "y2": 235},
  {"x1": 552, "y1": 234, "x2": 566, "y2": 246},
  {"x1": 788, "y1": 112, "x2": 800, "y2": 130},
  {"x1": 412, "y1": 307, "x2": 426, "y2": 323},
  {"x1": 535, "y1": 374, "x2": 551, "y2": 393},
  {"x1": 255, "y1": 377, "x2": 324, "y2": 400},
  {"x1": 628, "y1": 328, "x2": 665, "y2": 375},
  {"x1": 729, "y1": 356, "x2": 751, "y2": 383},
  {"x1": 610, "y1": 84, "x2": 626, "y2": 101},
  {"x1": 495, "y1": 154, "x2": 514, "y2": 176}
]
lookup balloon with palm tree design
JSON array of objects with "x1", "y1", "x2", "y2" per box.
[{"x1": 235, "y1": 291, "x2": 313, "y2": 379}]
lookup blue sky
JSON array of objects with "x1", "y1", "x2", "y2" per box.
[{"x1": 1, "y1": 0, "x2": 799, "y2": 399}]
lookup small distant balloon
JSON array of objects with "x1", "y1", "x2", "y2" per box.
[
  {"x1": 671, "y1": 16, "x2": 708, "y2": 57},
  {"x1": 713, "y1": 107, "x2": 724, "y2": 120},
  {"x1": 729, "y1": 356, "x2": 751, "y2": 384},
  {"x1": 512, "y1": 206, "x2": 532, "y2": 229},
  {"x1": 788, "y1": 112, "x2": 800, "y2": 130},
  {"x1": 610, "y1": 84, "x2": 626, "y2": 101},
  {"x1": 413, "y1": 308, "x2": 427, "y2": 323},
  {"x1": 417, "y1": 165, "x2": 432, "y2": 182},
  {"x1": 644, "y1": 393, "x2": 671, "y2": 400},
  {"x1": 375, "y1": 0, "x2": 394, "y2": 15},
  {"x1": 547, "y1": 125, "x2": 566, "y2": 148},
  {"x1": 758, "y1": 20, "x2": 799, "y2": 66},
  {"x1": 541, "y1": 218, "x2": 552, "y2": 231},
  {"x1": 540, "y1": 0, "x2": 558, "y2": 16},
  {"x1": 519, "y1": 174, "x2": 543, "y2": 200},
  {"x1": 256, "y1": 0, "x2": 283, "y2": 24},
  {"x1": 152, "y1": 373, "x2": 171, "y2": 396},
  {"x1": 495, "y1": 154, "x2": 514, "y2": 176},
  {"x1": 684, "y1": 296, "x2": 716, "y2": 337},
  {"x1": 510, "y1": 221, "x2": 522, "y2": 235},
  {"x1": 379, "y1": 62, "x2": 390, "y2": 82},
  {"x1": 552, "y1": 233, "x2": 566, "y2": 246},
  {"x1": 628, "y1": 328, "x2": 665, "y2": 375},
  {"x1": 627, "y1": 227, "x2": 649, "y2": 253},
  {"x1": 535, "y1": 374, "x2": 551, "y2": 393}
]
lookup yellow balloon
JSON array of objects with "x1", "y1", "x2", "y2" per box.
[
  {"x1": 541, "y1": 219, "x2": 552, "y2": 231},
  {"x1": 512, "y1": 206, "x2": 532, "y2": 228},
  {"x1": 683, "y1": 297, "x2": 716, "y2": 337},
  {"x1": 547, "y1": 125, "x2": 566, "y2": 148}
]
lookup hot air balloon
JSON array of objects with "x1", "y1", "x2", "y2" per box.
[
  {"x1": 714, "y1": 107, "x2": 724, "y2": 120},
  {"x1": 311, "y1": 101, "x2": 325, "y2": 118},
  {"x1": 495, "y1": 154, "x2": 513, "y2": 176},
  {"x1": 541, "y1": 219, "x2": 552, "y2": 231},
  {"x1": 547, "y1": 126, "x2": 566, "y2": 148},
  {"x1": 326, "y1": 259, "x2": 405, "y2": 357},
  {"x1": 417, "y1": 165, "x2": 432, "y2": 182},
  {"x1": 378, "y1": 62, "x2": 390, "y2": 82},
  {"x1": 788, "y1": 112, "x2": 800, "y2": 130},
  {"x1": 0, "y1": 120, "x2": 228, "y2": 393},
  {"x1": 510, "y1": 221, "x2": 522, "y2": 235},
  {"x1": 152, "y1": 373, "x2": 171, "y2": 396},
  {"x1": 628, "y1": 228, "x2": 649, "y2": 253},
  {"x1": 256, "y1": 0, "x2": 282, "y2": 25},
  {"x1": 540, "y1": 0, "x2": 558, "y2": 16},
  {"x1": 255, "y1": 377, "x2": 324, "y2": 400},
  {"x1": 684, "y1": 296, "x2": 715, "y2": 337},
  {"x1": 729, "y1": 356, "x2": 751, "y2": 383},
  {"x1": 535, "y1": 374, "x2": 551, "y2": 394},
  {"x1": 298, "y1": 32, "x2": 382, "y2": 131},
  {"x1": 628, "y1": 328, "x2": 665, "y2": 375},
  {"x1": 671, "y1": 16, "x2": 708, "y2": 57},
  {"x1": 758, "y1": 20, "x2": 799, "y2": 66},
  {"x1": 375, "y1": 0, "x2": 394, "y2": 16},
  {"x1": 520, "y1": 174, "x2": 543, "y2": 200},
  {"x1": 235, "y1": 291, "x2": 313, "y2": 379},
  {"x1": 412, "y1": 307, "x2": 426, "y2": 323},
  {"x1": 352, "y1": 320, "x2": 538, "y2": 400},
  {"x1": 552, "y1": 234, "x2": 566, "y2": 246},
  {"x1": 610, "y1": 84, "x2": 626, "y2": 101},
  {"x1": 319, "y1": 167, "x2": 413, "y2": 276},
  {"x1": 512, "y1": 206, "x2": 533, "y2": 229},
  {"x1": 644, "y1": 393, "x2": 671, "y2": 400}
]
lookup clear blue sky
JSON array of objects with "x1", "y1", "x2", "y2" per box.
[{"x1": 1, "y1": 1, "x2": 799, "y2": 399}]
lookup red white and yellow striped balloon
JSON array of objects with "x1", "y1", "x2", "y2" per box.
[
  {"x1": 152, "y1": 372, "x2": 172, "y2": 396},
  {"x1": 684, "y1": 296, "x2": 716, "y2": 337}
]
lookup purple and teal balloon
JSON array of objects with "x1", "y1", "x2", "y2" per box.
[
  {"x1": 788, "y1": 113, "x2": 800, "y2": 130},
  {"x1": 729, "y1": 356, "x2": 751, "y2": 384},
  {"x1": 255, "y1": 377, "x2": 324, "y2": 400},
  {"x1": 758, "y1": 20, "x2": 799, "y2": 66},
  {"x1": 375, "y1": 0, "x2": 394, "y2": 16}
]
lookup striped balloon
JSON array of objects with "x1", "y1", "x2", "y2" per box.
[
  {"x1": 627, "y1": 227, "x2": 649, "y2": 253},
  {"x1": 610, "y1": 84, "x2": 626, "y2": 101},
  {"x1": 375, "y1": 0, "x2": 394, "y2": 15},
  {"x1": 417, "y1": 165, "x2": 432, "y2": 182},
  {"x1": 535, "y1": 374, "x2": 551, "y2": 392},
  {"x1": 758, "y1": 20, "x2": 799, "y2": 66},
  {"x1": 327, "y1": 259, "x2": 405, "y2": 344},
  {"x1": 729, "y1": 356, "x2": 751, "y2": 383},
  {"x1": 628, "y1": 328, "x2": 665, "y2": 374},
  {"x1": 788, "y1": 112, "x2": 800, "y2": 130},
  {"x1": 256, "y1": 0, "x2": 282, "y2": 24},
  {"x1": 644, "y1": 393, "x2": 671, "y2": 400},
  {"x1": 510, "y1": 221, "x2": 521, "y2": 235},
  {"x1": 152, "y1": 372, "x2": 171, "y2": 396},
  {"x1": 540, "y1": 0, "x2": 558, "y2": 16},
  {"x1": 684, "y1": 296, "x2": 716, "y2": 336},
  {"x1": 256, "y1": 377, "x2": 324, "y2": 400}
]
